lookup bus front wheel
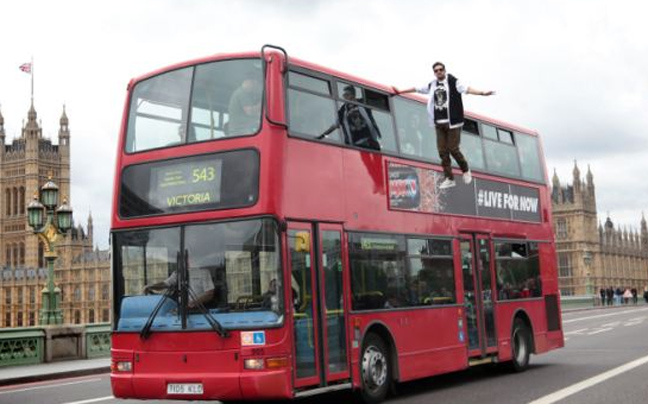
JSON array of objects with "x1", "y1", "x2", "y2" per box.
[
  {"x1": 508, "y1": 318, "x2": 531, "y2": 372},
  {"x1": 358, "y1": 333, "x2": 390, "y2": 404}
]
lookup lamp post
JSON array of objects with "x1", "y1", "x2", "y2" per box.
[
  {"x1": 27, "y1": 178, "x2": 73, "y2": 325},
  {"x1": 583, "y1": 249, "x2": 593, "y2": 296}
]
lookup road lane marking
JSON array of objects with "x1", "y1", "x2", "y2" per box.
[
  {"x1": 564, "y1": 328, "x2": 588, "y2": 335},
  {"x1": 562, "y1": 308, "x2": 648, "y2": 324},
  {"x1": 0, "y1": 378, "x2": 102, "y2": 395},
  {"x1": 587, "y1": 327, "x2": 613, "y2": 335},
  {"x1": 61, "y1": 396, "x2": 114, "y2": 404},
  {"x1": 527, "y1": 353, "x2": 648, "y2": 404}
]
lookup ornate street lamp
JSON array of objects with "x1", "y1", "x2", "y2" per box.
[{"x1": 27, "y1": 178, "x2": 73, "y2": 326}]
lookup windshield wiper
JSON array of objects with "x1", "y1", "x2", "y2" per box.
[
  {"x1": 184, "y1": 250, "x2": 229, "y2": 338},
  {"x1": 187, "y1": 286, "x2": 230, "y2": 338},
  {"x1": 140, "y1": 282, "x2": 177, "y2": 340},
  {"x1": 140, "y1": 252, "x2": 181, "y2": 340}
]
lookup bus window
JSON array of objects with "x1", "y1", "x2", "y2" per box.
[
  {"x1": 463, "y1": 118, "x2": 479, "y2": 135},
  {"x1": 459, "y1": 132, "x2": 485, "y2": 171},
  {"x1": 516, "y1": 133, "x2": 544, "y2": 182},
  {"x1": 364, "y1": 89, "x2": 390, "y2": 111},
  {"x1": 407, "y1": 238, "x2": 455, "y2": 306},
  {"x1": 498, "y1": 129, "x2": 514, "y2": 145},
  {"x1": 393, "y1": 97, "x2": 439, "y2": 161},
  {"x1": 288, "y1": 88, "x2": 341, "y2": 143},
  {"x1": 288, "y1": 71, "x2": 331, "y2": 95},
  {"x1": 126, "y1": 59, "x2": 263, "y2": 153},
  {"x1": 495, "y1": 241, "x2": 541, "y2": 300},
  {"x1": 372, "y1": 110, "x2": 397, "y2": 153},
  {"x1": 126, "y1": 67, "x2": 192, "y2": 153},
  {"x1": 331, "y1": 82, "x2": 397, "y2": 152},
  {"x1": 482, "y1": 123, "x2": 498, "y2": 140},
  {"x1": 484, "y1": 140, "x2": 521, "y2": 177},
  {"x1": 336, "y1": 82, "x2": 362, "y2": 100},
  {"x1": 349, "y1": 233, "x2": 407, "y2": 310}
]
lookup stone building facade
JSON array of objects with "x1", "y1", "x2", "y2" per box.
[
  {"x1": 0, "y1": 104, "x2": 110, "y2": 328},
  {"x1": 551, "y1": 162, "x2": 648, "y2": 295}
]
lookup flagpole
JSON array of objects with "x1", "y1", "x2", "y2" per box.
[{"x1": 31, "y1": 56, "x2": 34, "y2": 105}]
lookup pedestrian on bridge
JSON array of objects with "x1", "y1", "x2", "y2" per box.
[{"x1": 599, "y1": 288, "x2": 606, "y2": 306}]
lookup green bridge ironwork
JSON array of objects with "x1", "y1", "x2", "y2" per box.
[{"x1": 0, "y1": 323, "x2": 110, "y2": 368}]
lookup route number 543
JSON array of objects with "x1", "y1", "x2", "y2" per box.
[{"x1": 192, "y1": 167, "x2": 216, "y2": 183}]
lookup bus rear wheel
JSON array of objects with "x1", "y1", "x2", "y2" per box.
[
  {"x1": 358, "y1": 333, "x2": 391, "y2": 404},
  {"x1": 508, "y1": 318, "x2": 531, "y2": 372}
]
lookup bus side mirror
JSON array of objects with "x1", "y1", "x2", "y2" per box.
[{"x1": 295, "y1": 231, "x2": 310, "y2": 253}]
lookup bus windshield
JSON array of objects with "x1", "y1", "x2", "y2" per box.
[
  {"x1": 113, "y1": 218, "x2": 283, "y2": 332},
  {"x1": 125, "y1": 58, "x2": 263, "y2": 153}
]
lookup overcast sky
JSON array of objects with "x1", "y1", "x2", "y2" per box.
[{"x1": 1, "y1": 0, "x2": 647, "y2": 247}]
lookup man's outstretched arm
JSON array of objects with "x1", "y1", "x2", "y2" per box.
[{"x1": 466, "y1": 87, "x2": 496, "y2": 96}]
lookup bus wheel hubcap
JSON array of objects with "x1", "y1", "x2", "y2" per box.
[{"x1": 362, "y1": 346, "x2": 387, "y2": 389}]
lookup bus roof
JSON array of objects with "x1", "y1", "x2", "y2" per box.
[{"x1": 128, "y1": 50, "x2": 539, "y2": 137}]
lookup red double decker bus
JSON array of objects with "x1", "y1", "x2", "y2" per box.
[{"x1": 110, "y1": 45, "x2": 563, "y2": 402}]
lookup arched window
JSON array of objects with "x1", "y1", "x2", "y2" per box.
[
  {"x1": 19, "y1": 243, "x2": 25, "y2": 266},
  {"x1": 5, "y1": 246, "x2": 10, "y2": 267},
  {"x1": 5, "y1": 189, "x2": 11, "y2": 216},
  {"x1": 74, "y1": 310, "x2": 81, "y2": 324},
  {"x1": 19, "y1": 187, "x2": 25, "y2": 214},
  {"x1": 89, "y1": 309, "x2": 95, "y2": 324},
  {"x1": 12, "y1": 188, "x2": 18, "y2": 216}
]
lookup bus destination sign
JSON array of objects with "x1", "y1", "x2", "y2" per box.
[{"x1": 150, "y1": 158, "x2": 223, "y2": 210}]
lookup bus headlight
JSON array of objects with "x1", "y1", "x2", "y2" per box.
[
  {"x1": 112, "y1": 360, "x2": 133, "y2": 372},
  {"x1": 244, "y1": 359, "x2": 265, "y2": 370}
]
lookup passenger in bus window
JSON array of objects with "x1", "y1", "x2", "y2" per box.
[
  {"x1": 399, "y1": 113, "x2": 425, "y2": 157},
  {"x1": 227, "y1": 76, "x2": 261, "y2": 136},
  {"x1": 395, "y1": 62, "x2": 495, "y2": 189},
  {"x1": 318, "y1": 85, "x2": 381, "y2": 151}
]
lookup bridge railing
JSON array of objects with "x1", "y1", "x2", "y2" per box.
[
  {"x1": 0, "y1": 323, "x2": 110, "y2": 367},
  {"x1": 0, "y1": 328, "x2": 45, "y2": 367}
]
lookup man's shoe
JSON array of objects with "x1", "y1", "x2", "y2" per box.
[
  {"x1": 439, "y1": 178, "x2": 456, "y2": 189},
  {"x1": 463, "y1": 170, "x2": 472, "y2": 184}
]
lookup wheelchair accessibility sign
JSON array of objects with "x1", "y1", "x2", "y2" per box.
[{"x1": 241, "y1": 331, "x2": 266, "y2": 346}]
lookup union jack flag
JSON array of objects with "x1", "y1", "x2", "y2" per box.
[{"x1": 19, "y1": 63, "x2": 32, "y2": 74}]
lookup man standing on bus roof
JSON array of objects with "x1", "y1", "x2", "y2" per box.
[{"x1": 395, "y1": 62, "x2": 495, "y2": 189}]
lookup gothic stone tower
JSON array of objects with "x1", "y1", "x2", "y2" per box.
[
  {"x1": 0, "y1": 103, "x2": 71, "y2": 270},
  {"x1": 551, "y1": 161, "x2": 600, "y2": 295},
  {"x1": 0, "y1": 104, "x2": 108, "y2": 328}
]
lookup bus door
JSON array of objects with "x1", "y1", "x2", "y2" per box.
[
  {"x1": 287, "y1": 222, "x2": 349, "y2": 389},
  {"x1": 460, "y1": 234, "x2": 497, "y2": 357}
]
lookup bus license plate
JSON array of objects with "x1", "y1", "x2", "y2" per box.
[{"x1": 167, "y1": 383, "x2": 203, "y2": 395}]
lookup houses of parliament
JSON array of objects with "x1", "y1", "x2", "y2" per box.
[
  {"x1": 552, "y1": 162, "x2": 648, "y2": 296},
  {"x1": 0, "y1": 104, "x2": 110, "y2": 328}
]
